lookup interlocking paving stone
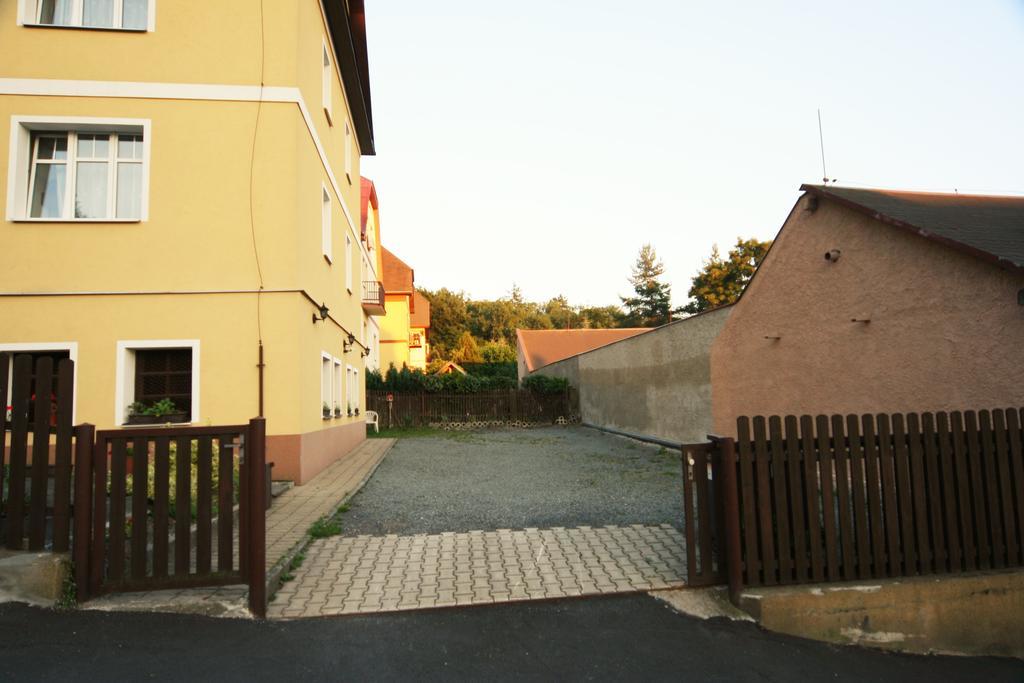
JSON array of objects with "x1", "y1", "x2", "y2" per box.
[{"x1": 267, "y1": 524, "x2": 686, "y2": 619}]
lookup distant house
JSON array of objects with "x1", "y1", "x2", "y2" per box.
[
  {"x1": 435, "y1": 361, "x2": 467, "y2": 376},
  {"x1": 515, "y1": 328, "x2": 650, "y2": 381},
  {"x1": 379, "y1": 248, "x2": 430, "y2": 371},
  {"x1": 711, "y1": 185, "x2": 1024, "y2": 435},
  {"x1": 409, "y1": 291, "x2": 432, "y2": 370}
]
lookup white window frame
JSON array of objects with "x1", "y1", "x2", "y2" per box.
[
  {"x1": 332, "y1": 358, "x2": 342, "y2": 415},
  {"x1": 320, "y1": 352, "x2": 333, "y2": 419},
  {"x1": 115, "y1": 339, "x2": 199, "y2": 427},
  {"x1": 347, "y1": 365, "x2": 359, "y2": 414},
  {"x1": 345, "y1": 232, "x2": 353, "y2": 294},
  {"x1": 321, "y1": 40, "x2": 333, "y2": 126},
  {"x1": 344, "y1": 120, "x2": 352, "y2": 183},
  {"x1": 0, "y1": 342, "x2": 79, "y2": 424},
  {"x1": 321, "y1": 183, "x2": 332, "y2": 263},
  {"x1": 18, "y1": 0, "x2": 157, "y2": 32},
  {"x1": 7, "y1": 116, "x2": 151, "y2": 223}
]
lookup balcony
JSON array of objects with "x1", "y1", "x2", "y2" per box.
[{"x1": 361, "y1": 280, "x2": 386, "y2": 315}]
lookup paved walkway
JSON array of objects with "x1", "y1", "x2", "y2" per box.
[
  {"x1": 266, "y1": 438, "x2": 394, "y2": 575},
  {"x1": 268, "y1": 524, "x2": 686, "y2": 618}
]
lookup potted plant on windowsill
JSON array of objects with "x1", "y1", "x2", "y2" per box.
[
  {"x1": 322, "y1": 402, "x2": 332, "y2": 420},
  {"x1": 354, "y1": 407, "x2": 360, "y2": 416},
  {"x1": 333, "y1": 404, "x2": 342, "y2": 418},
  {"x1": 127, "y1": 398, "x2": 188, "y2": 425},
  {"x1": 347, "y1": 403, "x2": 354, "y2": 417}
]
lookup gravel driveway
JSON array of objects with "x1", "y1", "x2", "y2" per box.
[{"x1": 340, "y1": 427, "x2": 684, "y2": 535}]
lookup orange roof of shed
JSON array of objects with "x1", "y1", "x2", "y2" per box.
[{"x1": 516, "y1": 328, "x2": 651, "y2": 373}]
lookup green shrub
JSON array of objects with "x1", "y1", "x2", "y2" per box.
[
  {"x1": 366, "y1": 364, "x2": 517, "y2": 393},
  {"x1": 521, "y1": 374, "x2": 570, "y2": 394}
]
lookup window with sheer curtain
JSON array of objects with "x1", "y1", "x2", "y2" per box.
[
  {"x1": 27, "y1": 130, "x2": 144, "y2": 220},
  {"x1": 33, "y1": 0, "x2": 150, "y2": 30}
]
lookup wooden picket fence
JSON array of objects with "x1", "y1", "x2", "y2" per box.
[
  {"x1": 682, "y1": 408, "x2": 1024, "y2": 598},
  {"x1": 366, "y1": 390, "x2": 577, "y2": 429}
]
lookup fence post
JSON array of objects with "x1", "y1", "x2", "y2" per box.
[
  {"x1": 72, "y1": 424, "x2": 95, "y2": 602},
  {"x1": 247, "y1": 417, "x2": 267, "y2": 618},
  {"x1": 718, "y1": 437, "x2": 744, "y2": 604}
]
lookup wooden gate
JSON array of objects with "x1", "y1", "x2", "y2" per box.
[
  {"x1": 1, "y1": 353, "x2": 267, "y2": 617},
  {"x1": 78, "y1": 421, "x2": 266, "y2": 616}
]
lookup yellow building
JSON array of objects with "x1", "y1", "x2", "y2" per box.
[
  {"x1": 0, "y1": 0, "x2": 384, "y2": 484},
  {"x1": 379, "y1": 247, "x2": 430, "y2": 371}
]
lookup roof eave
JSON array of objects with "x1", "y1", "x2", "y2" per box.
[
  {"x1": 800, "y1": 184, "x2": 1024, "y2": 275},
  {"x1": 324, "y1": 0, "x2": 375, "y2": 155}
]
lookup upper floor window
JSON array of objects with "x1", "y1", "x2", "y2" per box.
[
  {"x1": 6, "y1": 117, "x2": 149, "y2": 222},
  {"x1": 29, "y1": 131, "x2": 142, "y2": 219},
  {"x1": 322, "y1": 42, "x2": 333, "y2": 125},
  {"x1": 344, "y1": 121, "x2": 353, "y2": 183},
  {"x1": 30, "y1": 0, "x2": 152, "y2": 31},
  {"x1": 321, "y1": 185, "x2": 332, "y2": 262}
]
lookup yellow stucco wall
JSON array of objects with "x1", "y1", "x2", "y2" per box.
[
  {"x1": 379, "y1": 296, "x2": 411, "y2": 370},
  {"x1": 0, "y1": 1, "x2": 376, "y2": 480}
]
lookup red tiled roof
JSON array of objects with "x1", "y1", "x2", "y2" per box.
[
  {"x1": 382, "y1": 247, "x2": 414, "y2": 294},
  {"x1": 410, "y1": 291, "x2": 431, "y2": 329},
  {"x1": 360, "y1": 176, "x2": 378, "y2": 240},
  {"x1": 516, "y1": 328, "x2": 651, "y2": 373}
]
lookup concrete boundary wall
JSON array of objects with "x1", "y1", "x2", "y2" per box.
[{"x1": 530, "y1": 307, "x2": 732, "y2": 445}]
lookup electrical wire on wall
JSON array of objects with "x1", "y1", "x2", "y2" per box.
[{"x1": 249, "y1": 0, "x2": 267, "y2": 415}]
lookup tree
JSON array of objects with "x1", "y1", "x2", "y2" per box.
[
  {"x1": 620, "y1": 244, "x2": 677, "y2": 327},
  {"x1": 418, "y1": 288, "x2": 469, "y2": 360},
  {"x1": 480, "y1": 339, "x2": 517, "y2": 363},
  {"x1": 681, "y1": 237, "x2": 771, "y2": 314},
  {"x1": 450, "y1": 331, "x2": 483, "y2": 364},
  {"x1": 544, "y1": 295, "x2": 579, "y2": 330},
  {"x1": 577, "y1": 305, "x2": 626, "y2": 329}
]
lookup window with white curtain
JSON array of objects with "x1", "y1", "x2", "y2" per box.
[
  {"x1": 27, "y1": 130, "x2": 144, "y2": 220},
  {"x1": 33, "y1": 0, "x2": 151, "y2": 30}
]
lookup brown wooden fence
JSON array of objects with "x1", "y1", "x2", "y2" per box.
[
  {"x1": 366, "y1": 390, "x2": 578, "y2": 428},
  {"x1": 1, "y1": 353, "x2": 267, "y2": 616},
  {"x1": 689, "y1": 409, "x2": 1024, "y2": 599},
  {"x1": 0, "y1": 354, "x2": 75, "y2": 552}
]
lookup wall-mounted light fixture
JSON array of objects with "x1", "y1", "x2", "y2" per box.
[
  {"x1": 343, "y1": 332, "x2": 356, "y2": 354},
  {"x1": 824, "y1": 249, "x2": 841, "y2": 262},
  {"x1": 312, "y1": 303, "x2": 329, "y2": 324}
]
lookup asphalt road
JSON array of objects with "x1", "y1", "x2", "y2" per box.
[{"x1": 2, "y1": 594, "x2": 1020, "y2": 682}]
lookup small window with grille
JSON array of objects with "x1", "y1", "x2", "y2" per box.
[{"x1": 133, "y1": 348, "x2": 192, "y2": 420}]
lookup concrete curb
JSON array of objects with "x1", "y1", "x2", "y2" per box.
[{"x1": 265, "y1": 439, "x2": 396, "y2": 601}]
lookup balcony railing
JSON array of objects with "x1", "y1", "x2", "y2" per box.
[{"x1": 361, "y1": 280, "x2": 385, "y2": 315}]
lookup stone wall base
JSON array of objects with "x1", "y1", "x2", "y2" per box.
[{"x1": 738, "y1": 570, "x2": 1024, "y2": 658}]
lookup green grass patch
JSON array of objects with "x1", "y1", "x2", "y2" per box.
[
  {"x1": 309, "y1": 517, "x2": 342, "y2": 539},
  {"x1": 280, "y1": 551, "x2": 306, "y2": 583}
]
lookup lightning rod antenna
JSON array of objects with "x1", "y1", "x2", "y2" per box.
[{"x1": 818, "y1": 108, "x2": 830, "y2": 184}]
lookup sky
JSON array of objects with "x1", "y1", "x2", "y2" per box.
[{"x1": 360, "y1": 1, "x2": 1024, "y2": 308}]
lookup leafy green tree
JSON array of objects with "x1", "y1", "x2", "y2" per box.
[
  {"x1": 682, "y1": 237, "x2": 771, "y2": 314},
  {"x1": 577, "y1": 305, "x2": 626, "y2": 329},
  {"x1": 450, "y1": 331, "x2": 483, "y2": 364},
  {"x1": 480, "y1": 339, "x2": 516, "y2": 363},
  {"x1": 417, "y1": 288, "x2": 469, "y2": 360},
  {"x1": 544, "y1": 295, "x2": 579, "y2": 329},
  {"x1": 620, "y1": 244, "x2": 677, "y2": 327}
]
